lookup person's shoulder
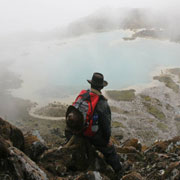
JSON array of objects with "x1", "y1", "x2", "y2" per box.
[
  {"x1": 99, "y1": 94, "x2": 108, "y2": 101},
  {"x1": 97, "y1": 95, "x2": 109, "y2": 108}
]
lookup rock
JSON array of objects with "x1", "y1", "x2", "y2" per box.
[
  {"x1": 162, "y1": 161, "x2": 180, "y2": 179},
  {"x1": 0, "y1": 135, "x2": 11, "y2": 158},
  {"x1": 174, "y1": 115, "x2": 180, "y2": 121},
  {"x1": 0, "y1": 145, "x2": 48, "y2": 180},
  {"x1": 2, "y1": 117, "x2": 180, "y2": 180},
  {"x1": 75, "y1": 171, "x2": 110, "y2": 180},
  {"x1": 24, "y1": 133, "x2": 47, "y2": 162},
  {"x1": 116, "y1": 139, "x2": 144, "y2": 163},
  {"x1": 122, "y1": 172, "x2": 144, "y2": 180},
  {"x1": 0, "y1": 117, "x2": 24, "y2": 150},
  {"x1": 121, "y1": 139, "x2": 142, "y2": 152},
  {"x1": 145, "y1": 136, "x2": 180, "y2": 154},
  {"x1": 39, "y1": 135, "x2": 115, "y2": 179}
]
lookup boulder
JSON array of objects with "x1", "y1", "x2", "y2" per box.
[
  {"x1": 0, "y1": 144, "x2": 48, "y2": 180},
  {"x1": 39, "y1": 135, "x2": 115, "y2": 179},
  {"x1": 0, "y1": 117, "x2": 24, "y2": 150},
  {"x1": 0, "y1": 135, "x2": 11, "y2": 158},
  {"x1": 24, "y1": 133, "x2": 48, "y2": 162},
  {"x1": 122, "y1": 172, "x2": 144, "y2": 180},
  {"x1": 75, "y1": 171, "x2": 110, "y2": 180}
]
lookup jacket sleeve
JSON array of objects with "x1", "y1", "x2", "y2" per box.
[{"x1": 97, "y1": 98, "x2": 111, "y2": 143}]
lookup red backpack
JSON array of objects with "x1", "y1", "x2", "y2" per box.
[{"x1": 72, "y1": 89, "x2": 99, "y2": 137}]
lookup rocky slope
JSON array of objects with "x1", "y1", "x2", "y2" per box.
[
  {"x1": 1, "y1": 117, "x2": 180, "y2": 180},
  {"x1": 59, "y1": 8, "x2": 180, "y2": 43},
  {"x1": 107, "y1": 68, "x2": 180, "y2": 146},
  {"x1": 1, "y1": 67, "x2": 180, "y2": 179},
  {"x1": 32, "y1": 68, "x2": 180, "y2": 146}
]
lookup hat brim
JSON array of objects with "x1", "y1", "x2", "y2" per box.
[{"x1": 87, "y1": 80, "x2": 108, "y2": 87}]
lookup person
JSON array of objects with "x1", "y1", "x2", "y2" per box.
[{"x1": 65, "y1": 72, "x2": 122, "y2": 176}]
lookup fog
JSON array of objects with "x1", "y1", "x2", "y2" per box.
[
  {"x1": 1, "y1": 0, "x2": 180, "y2": 121},
  {"x1": 0, "y1": 0, "x2": 180, "y2": 34}
]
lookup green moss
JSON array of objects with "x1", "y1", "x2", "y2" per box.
[
  {"x1": 106, "y1": 89, "x2": 136, "y2": 101},
  {"x1": 143, "y1": 102, "x2": 166, "y2": 120},
  {"x1": 141, "y1": 95, "x2": 162, "y2": 106},
  {"x1": 153, "y1": 75, "x2": 179, "y2": 93},
  {"x1": 110, "y1": 106, "x2": 129, "y2": 114},
  {"x1": 157, "y1": 122, "x2": 168, "y2": 132},
  {"x1": 112, "y1": 121, "x2": 126, "y2": 128},
  {"x1": 140, "y1": 95, "x2": 151, "y2": 101}
]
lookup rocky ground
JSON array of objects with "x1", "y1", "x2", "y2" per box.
[
  {"x1": 1, "y1": 117, "x2": 180, "y2": 180},
  {"x1": 30, "y1": 67, "x2": 180, "y2": 147},
  {"x1": 33, "y1": 102, "x2": 68, "y2": 118},
  {"x1": 123, "y1": 29, "x2": 180, "y2": 43},
  {"x1": 1, "y1": 67, "x2": 180, "y2": 179},
  {"x1": 107, "y1": 68, "x2": 180, "y2": 146}
]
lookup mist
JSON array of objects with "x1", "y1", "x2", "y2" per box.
[
  {"x1": 0, "y1": 0, "x2": 180, "y2": 34},
  {"x1": 1, "y1": 0, "x2": 180, "y2": 122}
]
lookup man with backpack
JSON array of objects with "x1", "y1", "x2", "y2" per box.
[{"x1": 65, "y1": 72, "x2": 122, "y2": 177}]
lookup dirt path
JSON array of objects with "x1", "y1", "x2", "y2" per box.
[{"x1": 29, "y1": 107, "x2": 65, "y2": 121}]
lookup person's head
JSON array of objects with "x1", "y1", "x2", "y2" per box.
[{"x1": 87, "y1": 72, "x2": 108, "y2": 91}]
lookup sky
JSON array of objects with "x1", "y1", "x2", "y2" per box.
[{"x1": 0, "y1": 0, "x2": 179, "y2": 33}]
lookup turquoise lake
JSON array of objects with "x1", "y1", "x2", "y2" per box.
[{"x1": 7, "y1": 30, "x2": 180, "y2": 103}]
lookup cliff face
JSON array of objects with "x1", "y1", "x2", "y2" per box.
[{"x1": 1, "y1": 117, "x2": 180, "y2": 180}]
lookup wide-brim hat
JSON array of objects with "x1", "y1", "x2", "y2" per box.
[{"x1": 87, "y1": 72, "x2": 108, "y2": 87}]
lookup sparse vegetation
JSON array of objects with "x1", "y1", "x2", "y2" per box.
[
  {"x1": 110, "y1": 106, "x2": 129, "y2": 114},
  {"x1": 153, "y1": 75, "x2": 179, "y2": 93},
  {"x1": 140, "y1": 95, "x2": 151, "y2": 102},
  {"x1": 143, "y1": 102, "x2": 166, "y2": 120},
  {"x1": 106, "y1": 89, "x2": 136, "y2": 101},
  {"x1": 112, "y1": 121, "x2": 126, "y2": 128},
  {"x1": 34, "y1": 102, "x2": 68, "y2": 117},
  {"x1": 157, "y1": 122, "x2": 168, "y2": 132},
  {"x1": 140, "y1": 95, "x2": 162, "y2": 106}
]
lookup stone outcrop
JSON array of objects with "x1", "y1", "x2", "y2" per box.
[
  {"x1": 24, "y1": 133, "x2": 48, "y2": 162},
  {"x1": 0, "y1": 135, "x2": 48, "y2": 180},
  {"x1": 1, "y1": 117, "x2": 180, "y2": 179},
  {"x1": 0, "y1": 118, "x2": 48, "y2": 180},
  {"x1": 0, "y1": 117, "x2": 24, "y2": 150}
]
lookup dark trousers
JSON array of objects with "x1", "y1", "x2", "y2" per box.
[{"x1": 65, "y1": 129, "x2": 122, "y2": 172}]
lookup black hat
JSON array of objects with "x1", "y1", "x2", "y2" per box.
[{"x1": 87, "y1": 72, "x2": 108, "y2": 87}]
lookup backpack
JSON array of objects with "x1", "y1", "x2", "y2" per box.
[{"x1": 72, "y1": 89, "x2": 99, "y2": 137}]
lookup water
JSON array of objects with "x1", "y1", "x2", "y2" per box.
[{"x1": 3, "y1": 30, "x2": 180, "y2": 104}]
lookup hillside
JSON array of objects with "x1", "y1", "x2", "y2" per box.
[
  {"x1": 57, "y1": 8, "x2": 180, "y2": 43},
  {"x1": 29, "y1": 68, "x2": 180, "y2": 146},
  {"x1": 1, "y1": 117, "x2": 180, "y2": 180}
]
